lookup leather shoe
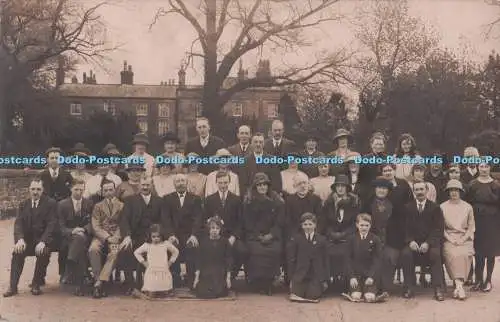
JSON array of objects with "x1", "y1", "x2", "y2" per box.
[
  {"x1": 434, "y1": 289, "x2": 445, "y2": 301},
  {"x1": 31, "y1": 286, "x2": 42, "y2": 296},
  {"x1": 403, "y1": 288, "x2": 414, "y2": 299},
  {"x1": 3, "y1": 288, "x2": 18, "y2": 297}
]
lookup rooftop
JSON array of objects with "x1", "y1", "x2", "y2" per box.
[{"x1": 58, "y1": 83, "x2": 178, "y2": 99}]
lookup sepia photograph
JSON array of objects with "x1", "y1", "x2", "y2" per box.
[{"x1": 0, "y1": 0, "x2": 499, "y2": 321}]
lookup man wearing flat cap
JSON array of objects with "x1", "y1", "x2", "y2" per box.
[
  {"x1": 298, "y1": 136, "x2": 325, "y2": 178},
  {"x1": 40, "y1": 147, "x2": 73, "y2": 202},
  {"x1": 160, "y1": 131, "x2": 184, "y2": 174},
  {"x1": 127, "y1": 133, "x2": 155, "y2": 177}
]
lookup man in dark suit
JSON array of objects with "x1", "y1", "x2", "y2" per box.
[
  {"x1": 227, "y1": 125, "x2": 253, "y2": 157},
  {"x1": 239, "y1": 133, "x2": 282, "y2": 195},
  {"x1": 203, "y1": 171, "x2": 245, "y2": 279},
  {"x1": 184, "y1": 117, "x2": 226, "y2": 174},
  {"x1": 3, "y1": 178, "x2": 57, "y2": 297},
  {"x1": 263, "y1": 119, "x2": 296, "y2": 160},
  {"x1": 40, "y1": 147, "x2": 73, "y2": 202},
  {"x1": 58, "y1": 179, "x2": 94, "y2": 295},
  {"x1": 119, "y1": 176, "x2": 163, "y2": 293},
  {"x1": 400, "y1": 181, "x2": 445, "y2": 301},
  {"x1": 161, "y1": 173, "x2": 203, "y2": 287}
]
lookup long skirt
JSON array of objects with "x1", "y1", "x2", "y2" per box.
[
  {"x1": 443, "y1": 240, "x2": 474, "y2": 280},
  {"x1": 246, "y1": 240, "x2": 282, "y2": 280}
]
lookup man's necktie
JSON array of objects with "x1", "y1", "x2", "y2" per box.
[
  {"x1": 32, "y1": 200, "x2": 38, "y2": 209},
  {"x1": 418, "y1": 203, "x2": 423, "y2": 213},
  {"x1": 221, "y1": 193, "x2": 226, "y2": 208},
  {"x1": 107, "y1": 199, "x2": 113, "y2": 214},
  {"x1": 179, "y1": 193, "x2": 185, "y2": 207}
]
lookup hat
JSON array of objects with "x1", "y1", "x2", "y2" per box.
[
  {"x1": 464, "y1": 146, "x2": 479, "y2": 158},
  {"x1": 102, "y1": 143, "x2": 120, "y2": 155},
  {"x1": 70, "y1": 143, "x2": 91, "y2": 156},
  {"x1": 445, "y1": 179, "x2": 464, "y2": 192},
  {"x1": 45, "y1": 147, "x2": 62, "y2": 156},
  {"x1": 126, "y1": 163, "x2": 146, "y2": 172},
  {"x1": 345, "y1": 151, "x2": 361, "y2": 163},
  {"x1": 162, "y1": 132, "x2": 180, "y2": 144},
  {"x1": 372, "y1": 176, "x2": 393, "y2": 190},
  {"x1": 411, "y1": 163, "x2": 427, "y2": 172},
  {"x1": 305, "y1": 135, "x2": 319, "y2": 142},
  {"x1": 132, "y1": 133, "x2": 149, "y2": 146},
  {"x1": 331, "y1": 174, "x2": 350, "y2": 189},
  {"x1": 213, "y1": 148, "x2": 232, "y2": 157},
  {"x1": 333, "y1": 129, "x2": 352, "y2": 142},
  {"x1": 253, "y1": 172, "x2": 271, "y2": 186}
]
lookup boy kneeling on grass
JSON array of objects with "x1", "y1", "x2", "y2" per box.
[{"x1": 342, "y1": 213, "x2": 388, "y2": 303}]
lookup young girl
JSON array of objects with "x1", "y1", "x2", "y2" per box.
[
  {"x1": 134, "y1": 224, "x2": 179, "y2": 298},
  {"x1": 193, "y1": 216, "x2": 232, "y2": 299}
]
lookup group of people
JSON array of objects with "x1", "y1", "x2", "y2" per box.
[{"x1": 3, "y1": 117, "x2": 500, "y2": 304}]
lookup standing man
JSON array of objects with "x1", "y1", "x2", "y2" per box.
[
  {"x1": 119, "y1": 176, "x2": 163, "y2": 294},
  {"x1": 40, "y1": 147, "x2": 73, "y2": 202},
  {"x1": 58, "y1": 179, "x2": 94, "y2": 295},
  {"x1": 3, "y1": 178, "x2": 57, "y2": 297},
  {"x1": 88, "y1": 179, "x2": 124, "y2": 298},
  {"x1": 228, "y1": 125, "x2": 253, "y2": 157},
  {"x1": 161, "y1": 173, "x2": 203, "y2": 288},
  {"x1": 263, "y1": 119, "x2": 296, "y2": 160},
  {"x1": 184, "y1": 117, "x2": 226, "y2": 175},
  {"x1": 128, "y1": 133, "x2": 155, "y2": 177}
]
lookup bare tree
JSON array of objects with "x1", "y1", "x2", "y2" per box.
[
  {"x1": 0, "y1": 0, "x2": 113, "y2": 150},
  {"x1": 485, "y1": 0, "x2": 500, "y2": 38},
  {"x1": 150, "y1": 0, "x2": 352, "y2": 127}
]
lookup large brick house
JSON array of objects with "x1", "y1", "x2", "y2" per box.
[{"x1": 57, "y1": 60, "x2": 292, "y2": 143}]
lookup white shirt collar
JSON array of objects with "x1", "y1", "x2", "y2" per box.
[
  {"x1": 50, "y1": 168, "x2": 59, "y2": 176},
  {"x1": 254, "y1": 152, "x2": 263, "y2": 158},
  {"x1": 219, "y1": 190, "x2": 227, "y2": 199},
  {"x1": 200, "y1": 135, "x2": 209, "y2": 143},
  {"x1": 240, "y1": 143, "x2": 249, "y2": 150},
  {"x1": 360, "y1": 232, "x2": 367, "y2": 240},
  {"x1": 468, "y1": 167, "x2": 477, "y2": 175},
  {"x1": 273, "y1": 138, "x2": 282, "y2": 146},
  {"x1": 177, "y1": 191, "x2": 186, "y2": 198},
  {"x1": 417, "y1": 199, "x2": 427, "y2": 209}
]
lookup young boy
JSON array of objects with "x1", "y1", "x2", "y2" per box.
[
  {"x1": 287, "y1": 213, "x2": 329, "y2": 303},
  {"x1": 343, "y1": 213, "x2": 387, "y2": 303}
]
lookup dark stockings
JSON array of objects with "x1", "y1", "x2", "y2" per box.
[{"x1": 474, "y1": 255, "x2": 495, "y2": 284}]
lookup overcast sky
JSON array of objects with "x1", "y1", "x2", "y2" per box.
[{"x1": 77, "y1": 0, "x2": 500, "y2": 86}]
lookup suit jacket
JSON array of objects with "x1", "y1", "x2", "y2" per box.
[
  {"x1": 287, "y1": 232, "x2": 329, "y2": 283},
  {"x1": 227, "y1": 143, "x2": 252, "y2": 157},
  {"x1": 203, "y1": 191, "x2": 242, "y2": 239},
  {"x1": 14, "y1": 196, "x2": 57, "y2": 246},
  {"x1": 40, "y1": 168, "x2": 73, "y2": 202},
  {"x1": 184, "y1": 135, "x2": 226, "y2": 174},
  {"x1": 120, "y1": 194, "x2": 163, "y2": 242},
  {"x1": 404, "y1": 199, "x2": 444, "y2": 248},
  {"x1": 161, "y1": 191, "x2": 203, "y2": 242},
  {"x1": 345, "y1": 232, "x2": 383, "y2": 279},
  {"x1": 263, "y1": 137, "x2": 296, "y2": 156},
  {"x1": 238, "y1": 153, "x2": 282, "y2": 195},
  {"x1": 91, "y1": 197, "x2": 124, "y2": 242},
  {"x1": 298, "y1": 150, "x2": 325, "y2": 178},
  {"x1": 57, "y1": 197, "x2": 93, "y2": 240}
]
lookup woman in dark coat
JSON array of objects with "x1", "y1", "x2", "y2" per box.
[
  {"x1": 466, "y1": 162, "x2": 500, "y2": 292},
  {"x1": 242, "y1": 172, "x2": 284, "y2": 295},
  {"x1": 193, "y1": 216, "x2": 232, "y2": 299}
]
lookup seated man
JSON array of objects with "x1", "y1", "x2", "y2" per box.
[
  {"x1": 58, "y1": 179, "x2": 94, "y2": 296},
  {"x1": 400, "y1": 181, "x2": 445, "y2": 301},
  {"x1": 3, "y1": 178, "x2": 57, "y2": 297},
  {"x1": 88, "y1": 179, "x2": 124, "y2": 298}
]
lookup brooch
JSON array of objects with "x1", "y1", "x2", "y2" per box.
[
  {"x1": 313, "y1": 241, "x2": 317, "y2": 245},
  {"x1": 369, "y1": 240, "x2": 373, "y2": 244}
]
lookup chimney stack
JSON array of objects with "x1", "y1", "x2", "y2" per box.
[
  {"x1": 56, "y1": 55, "x2": 65, "y2": 87},
  {"x1": 237, "y1": 60, "x2": 244, "y2": 80},
  {"x1": 83, "y1": 72, "x2": 87, "y2": 84},
  {"x1": 128, "y1": 65, "x2": 134, "y2": 84},
  {"x1": 120, "y1": 60, "x2": 134, "y2": 85},
  {"x1": 178, "y1": 65, "x2": 186, "y2": 88}
]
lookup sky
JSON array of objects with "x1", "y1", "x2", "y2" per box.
[{"x1": 76, "y1": 0, "x2": 500, "y2": 87}]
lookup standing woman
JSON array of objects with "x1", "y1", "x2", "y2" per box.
[
  {"x1": 327, "y1": 129, "x2": 354, "y2": 176},
  {"x1": 310, "y1": 164, "x2": 335, "y2": 205},
  {"x1": 242, "y1": 173, "x2": 284, "y2": 295},
  {"x1": 394, "y1": 134, "x2": 419, "y2": 182},
  {"x1": 466, "y1": 162, "x2": 500, "y2": 292},
  {"x1": 185, "y1": 153, "x2": 207, "y2": 198},
  {"x1": 440, "y1": 179, "x2": 475, "y2": 300}
]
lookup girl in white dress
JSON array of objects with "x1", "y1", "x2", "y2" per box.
[{"x1": 134, "y1": 224, "x2": 179, "y2": 297}]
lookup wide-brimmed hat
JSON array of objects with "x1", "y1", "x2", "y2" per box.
[
  {"x1": 162, "y1": 131, "x2": 180, "y2": 144},
  {"x1": 253, "y1": 172, "x2": 271, "y2": 186},
  {"x1": 102, "y1": 143, "x2": 120, "y2": 155},
  {"x1": 213, "y1": 148, "x2": 232, "y2": 157},
  {"x1": 126, "y1": 163, "x2": 146, "y2": 172},
  {"x1": 463, "y1": 146, "x2": 479, "y2": 158},
  {"x1": 70, "y1": 143, "x2": 91, "y2": 156},
  {"x1": 445, "y1": 179, "x2": 464, "y2": 192},
  {"x1": 333, "y1": 129, "x2": 352, "y2": 142},
  {"x1": 132, "y1": 133, "x2": 149, "y2": 146},
  {"x1": 345, "y1": 151, "x2": 361, "y2": 163},
  {"x1": 331, "y1": 174, "x2": 350, "y2": 190},
  {"x1": 372, "y1": 176, "x2": 393, "y2": 190},
  {"x1": 45, "y1": 147, "x2": 62, "y2": 156}
]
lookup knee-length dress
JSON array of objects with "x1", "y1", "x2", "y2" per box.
[
  {"x1": 134, "y1": 241, "x2": 179, "y2": 292},
  {"x1": 243, "y1": 193, "x2": 284, "y2": 280},
  {"x1": 440, "y1": 200, "x2": 475, "y2": 279},
  {"x1": 194, "y1": 235, "x2": 232, "y2": 299},
  {"x1": 466, "y1": 179, "x2": 500, "y2": 257}
]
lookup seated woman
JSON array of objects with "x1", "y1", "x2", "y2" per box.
[
  {"x1": 242, "y1": 172, "x2": 284, "y2": 295},
  {"x1": 193, "y1": 216, "x2": 232, "y2": 299},
  {"x1": 440, "y1": 179, "x2": 475, "y2": 300}
]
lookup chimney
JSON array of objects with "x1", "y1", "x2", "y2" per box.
[
  {"x1": 128, "y1": 65, "x2": 134, "y2": 84},
  {"x1": 237, "y1": 60, "x2": 244, "y2": 80},
  {"x1": 83, "y1": 72, "x2": 87, "y2": 84},
  {"x1": 120, "y1": 60, "x2": 128, "y2": 84},
  {"x1": 56, "y1": 55, "x2": 65, "y2": 87},
  {"x1": 178, "y1": 65, "x2": 186, "y2": 88},
  {"x1": 71, "y1": 75, "x2": 78, "y2": 84}
]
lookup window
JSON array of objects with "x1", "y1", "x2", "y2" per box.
[
  {"x1": 138, "y1": 120, "x2": 148, "y2": 133},
  {"x1": 267, "y1": 102, "x2": 278, "y2": 118},
  {"x1": 195, "y1": 102, "x2": 203, "y2": 117},
  {"x1": 70, "y1": 103, "x2": 82, "y2": 115},
  {"x1": 135, "y1": 103, "x2": 148, "y2": 116},
  {"x1": 158, "y1": 103, "x2": 170, "y2": 117},
  {"x1": 232, "y1": 102, "x2": 243, "y2": 117},
  {"x1": 158, "y1": 120, "x2": 169, "y2": 135},
  {"x1": 103, "y1": 101, "x2": 116, "y2": 116}
]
